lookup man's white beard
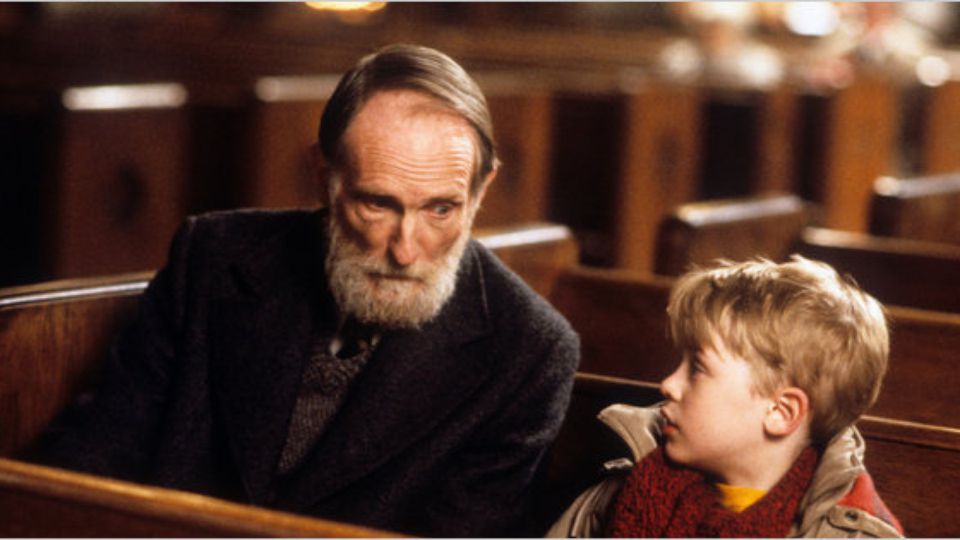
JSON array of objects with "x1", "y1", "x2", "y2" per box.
[{"x1": 325, "y1": 214, "x2": 472, "y2": 329}]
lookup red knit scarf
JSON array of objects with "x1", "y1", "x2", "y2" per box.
[{"x1": 606, "y1": 446, "x2": 819, "y2": 537}]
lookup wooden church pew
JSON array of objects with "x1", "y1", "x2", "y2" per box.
[
  {"x1": 549, "y1": 265, "x2": 960, "y2": 430},
  {"x1": 797, "y1": 226, "x2": 960, "y2": 314},
  {"x1": 868, "y1": 173, "x2": 960, "y2": 246},
  {"x1": 654, "y1": 193, "x2": 810, "y2": 276},
  {"x1": 0, "y1": 457, "x2": 400, "y2": 537}
]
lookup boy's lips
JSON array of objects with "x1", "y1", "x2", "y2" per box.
[{"x1": 660, "y1": 409, "x2": 678, "y2": 435}]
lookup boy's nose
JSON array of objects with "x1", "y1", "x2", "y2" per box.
[{"x1": 660, "y1": 364, "x2": 683, "y2": 401}]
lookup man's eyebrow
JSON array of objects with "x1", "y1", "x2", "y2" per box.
[{"x1": 424, "y1": 195, "x2": 465, "y2": 206}]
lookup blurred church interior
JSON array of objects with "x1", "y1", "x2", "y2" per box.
[{"x1": 2, "y1": 1, "x2": 960, "y2": 284}]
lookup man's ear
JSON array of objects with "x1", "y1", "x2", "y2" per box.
[
  {"x1": 310, "y1": 143, "x2": 333, "y2": 207},
  {"x1": 763, "y1": 387, "x2": 809, "y2": 438}
]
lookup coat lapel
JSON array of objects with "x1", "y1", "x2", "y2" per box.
[
  {"x1": 208, "y1": 211, "x2": 335, "y2": 505},
  {"x1": 279, "y1": 243, "x2": 496, "y2": 511}
]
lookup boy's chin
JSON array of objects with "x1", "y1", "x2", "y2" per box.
[{"x1": 662, "y1": 441, "x2": 699, "y2": 470}]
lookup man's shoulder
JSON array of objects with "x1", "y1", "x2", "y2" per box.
[
  {"x1": 180, "y1": 207, "x2": 323, "y2": 258},
  {"x1": 467, "y1": 240, "x2": 578, "y2": 345},
  {"x1": 188, "y1": 207, "x2": 321, "y2": 240}
]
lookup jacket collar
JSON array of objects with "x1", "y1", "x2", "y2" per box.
[
  {"x1": 598, "y1": 404, "x2": 892, "y2": 536},
  {"x1": 209, "y1": 211, "x2": 495, "y2": 506}
]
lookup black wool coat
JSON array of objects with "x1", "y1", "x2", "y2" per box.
[{"x1": 32, "y1": 208, "x2": 580, "y2": 537}]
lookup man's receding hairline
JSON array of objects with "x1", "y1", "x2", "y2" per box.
[{"x1": 339, "y1": 88, "x2": 483, "y2": 176}]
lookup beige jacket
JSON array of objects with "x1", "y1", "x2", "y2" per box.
[{"x1": 546, "y1": 404, "x2": 903, "y2": 538}]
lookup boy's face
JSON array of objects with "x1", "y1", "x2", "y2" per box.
[{"x1": 659, "y1": 333, "x2": 773, "y2": 485}]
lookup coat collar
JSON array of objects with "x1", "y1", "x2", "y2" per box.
[{"x1": 209, "y1": 210, "x2": 495, "y2": 506}]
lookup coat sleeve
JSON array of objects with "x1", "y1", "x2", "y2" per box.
[
  {"x1": 25, "y1": 217, "x2": 198, "y2": 482},
  {"x1": 417, "y1": 326, "x2": 580, "y2": 537}
]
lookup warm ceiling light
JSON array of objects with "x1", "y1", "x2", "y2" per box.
[
  {"x1": 305, "y1": 2, "x2": 386, "y2": 13},
  {"x1": 62, "y1": 83, "x2": 187, "y2": 111}
]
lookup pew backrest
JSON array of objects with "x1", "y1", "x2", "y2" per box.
[
  {"x1": 476, "y1": 222, "x2": 579, "y2": 299},
  {"x1": 0, "y1": 272, "x2": 151, "y2": 457},
  {"x1": 797, "y1": 226, "x2": 960, "y2": 314},
  {"x1": 549, "y1": 265, "x2": 960, "y2": 429},
  {"x1": 654, "y1": 193, "x2": 810, "y2": 276},
  {"x1": 0, "y1": 457, "x2": 400, "y2": 537},
  {"x1": 869, "y1": 173, "x2": 960, "y2": 246}
]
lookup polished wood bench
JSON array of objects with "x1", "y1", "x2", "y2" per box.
[
  {"x1": 797, "y1": 226, "x2": 960, "y2": 314},
  {"x1": 869, "y1": 173, "x2": 960, "y2": 246},
  {"x1": 654, "y1": 193, "x2": 811, "y2": 276},
  {"x1": 0, "y1": 457, "x2": 400, "y2": 537},
  {"x1": 539, "y1": 372, "x2": 960, "y2": 537},
  {"x1": 549, "y1": 265, "x2": 960, "y2": 429}
]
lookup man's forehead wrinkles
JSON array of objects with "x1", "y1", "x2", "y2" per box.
[{"x1": 353, "y1": 145, "x2": 473, "y2": 183}]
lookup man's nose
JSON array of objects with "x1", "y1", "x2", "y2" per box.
[{"x1": 388, "y1": 213, "x2": 421, "y2": 267}]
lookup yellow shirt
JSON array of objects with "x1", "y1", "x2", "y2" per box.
[{"x1": 716, "y1": 483, "x2": 767, "y2": 513}]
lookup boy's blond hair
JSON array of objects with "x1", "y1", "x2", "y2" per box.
[{"x1": 667, "y1": 255, "x2": 889, "y2": 444}]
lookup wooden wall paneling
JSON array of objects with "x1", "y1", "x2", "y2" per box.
[
  {"x1": 53, "y1": 84, "x2": 190, "y2": 279},
  {"x1": 753, "y1": 84, "x2": 800, "y2": 194},
  {"x1": 917, "y1": 80, "x2": 960, "y2": 175},
  {"x1": 245, "y1": 75, "x2": 338, "y2": 209},
  {"x1": 612, "y1": 80, "x2": 701, "y2": 272},
  {"x1": 799, "y1": 76, "x2": 899, "y2": 232},
  {"x1": 474, "y1": 73, "x2": 555, "y2": 228}
]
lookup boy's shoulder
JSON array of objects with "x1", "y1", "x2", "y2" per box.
[
  {"x1": 597, "y1": 403, "x2": 662, "y2": 462},
  {"x1": 832, "y1": 472, "x2": 903, "y2": 535}
]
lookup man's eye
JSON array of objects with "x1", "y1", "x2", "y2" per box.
[
  {"x1": 429, "y1": 204, "x2": 455, "y2": 218},
  {"x1": 363, "y1": 198, "x2": 391, "y2": 211}
]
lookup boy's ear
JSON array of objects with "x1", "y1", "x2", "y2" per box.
[{"x1": 763, "y1": 387, "x2": 809, "y2": 438}]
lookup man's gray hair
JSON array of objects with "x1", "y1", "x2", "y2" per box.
[{"x1": 318, "y1": 43, "x2": 498, "y2": 195}]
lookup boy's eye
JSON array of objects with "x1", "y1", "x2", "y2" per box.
[{"x1": 688, "y1": 358, "x2": 705, "y2": 378}]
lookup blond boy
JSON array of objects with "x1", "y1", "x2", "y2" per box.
[{"x1": 548, "y1": 256, "x2": 903, "y2": 537}]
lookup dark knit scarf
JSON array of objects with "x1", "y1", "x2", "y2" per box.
[{"x1": 606, "y1": 446, "x2": 819, "y2": 537}]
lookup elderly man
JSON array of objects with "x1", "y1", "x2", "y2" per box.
[{"x1": 32, "y1": 44, "x2": 579, "y2": 536}]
